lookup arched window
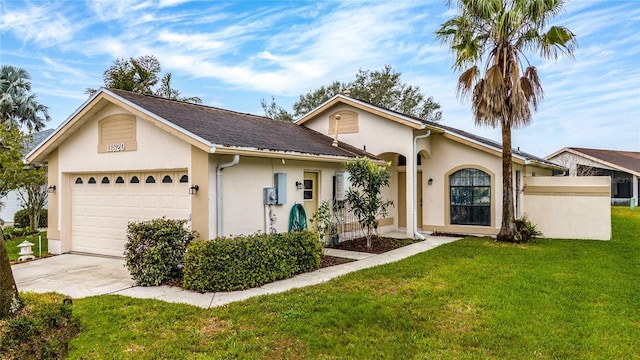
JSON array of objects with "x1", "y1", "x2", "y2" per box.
[
  {"x1": 450, "y1": 168, "x2": 491, "y2": 226},
  {"x1": 101, "y1": 177, "x2": 110, "y2": 184},
  {"x1": 88, "y1": 177, "x2": 96, "y2": 184},
  {"x1": 75, "y1": 177, "x2": 83, "y2": 184},
  {"x1": 145, "y1": 176, "x2": 156, "y2": 184},
  {"x1": 115, "y1": 176, "x2": 125, "y2": 184},
  {"x1": 130, "y1": 176, "x2": 140, "y2": 184},
  {"x1": 179, "y1": 175, "x2": 188, "y2": 183},
  {"x1": 162, "y1": 175, "x2": 173, "y2": 183}
]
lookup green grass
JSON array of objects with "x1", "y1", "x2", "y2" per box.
[
  {"x1": 5, "y1": 231, "x2": 48, "y2": 261},
  {"x1": 65, "y1": 207, "x2": 639, "y2": 359}
]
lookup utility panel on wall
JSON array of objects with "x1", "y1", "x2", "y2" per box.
[
  {"x1": 264, "y1": 187, "x2": 277, "y2": 205},
  {"x1": 274, "y1": 173, "x2": 287, "y2": 205}
]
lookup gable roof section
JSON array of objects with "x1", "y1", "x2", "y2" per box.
[
  {"x1": 296, "y1": 94, "x2": 563, "y2": 170},
  {"x1": 547, "y1": 147, "x2": 640, "y2": 176},
  {"x1": 28, "y1": 88, "x2": 376, "y2": 163}
]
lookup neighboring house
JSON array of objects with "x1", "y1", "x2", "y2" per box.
[
  {"x1": 27, "y1": 88, "x2": 566, "y2": 257},
  {"x1": 546, "y1": 147, "x2": 640, "y2": 205},
  {"x1": 0, "y1": 129, "x2": 54, "y2": 225}
]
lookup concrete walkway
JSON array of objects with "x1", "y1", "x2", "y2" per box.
[{"x1": 12, "y1": 235, "x2": 460, "y2": 308}]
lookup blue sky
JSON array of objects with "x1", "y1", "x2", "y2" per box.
[{"x1": 1, "y1": 0, "x2": 638, "y2": 157}]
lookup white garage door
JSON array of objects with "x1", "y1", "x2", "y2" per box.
[{"x1": 71, "y1": 171, "x2": 190, "y2": 257}]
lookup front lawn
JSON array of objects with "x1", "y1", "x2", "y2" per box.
[{"x1": 67, "y1": 207, "x2": 639, "y2": 359}]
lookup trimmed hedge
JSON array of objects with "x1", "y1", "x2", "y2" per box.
[
  {"x1": 0, "y1": 292, "x2": 80, "y2": 360},
  {"x1": 124, "y1": 218, "x2": 196, "y2": 286},
  {"x1": 13, "y1": 209, "x2": 47, "y2": 229},
  {"x1": 183, "y1": 231, "x2": 322, "y2": 292}
]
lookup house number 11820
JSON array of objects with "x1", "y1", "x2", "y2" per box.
[{"x1": 106, "y1": 143, "x2": 125, "y2": 152}]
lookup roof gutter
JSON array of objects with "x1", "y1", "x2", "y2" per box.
[
  {"x1": 413, "y1": 130, "x2": 430, "y2": 240},
  {"x1": 216, "y1": 155, "x2": 239, "y2": 237}
]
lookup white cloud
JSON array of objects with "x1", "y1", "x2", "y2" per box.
[{"x1": 0, "y1": 4, "x2": 78, "y2": 47}]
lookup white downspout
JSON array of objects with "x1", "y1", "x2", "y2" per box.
[
  {"x1": 413, "y1": 130, "x2": 431, "y2": 240},
  {"x1": 216, "y1": 155, "x2": 239, "y2": 237}
]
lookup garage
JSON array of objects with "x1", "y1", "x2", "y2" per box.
[{"x1": 70, "y1": 171, "x2": 190, "y2": 257}]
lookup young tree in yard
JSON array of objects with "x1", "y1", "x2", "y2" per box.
[
  {"x1": 0, "y1": 65, "x2": 50, "y2": 318},
  {"x1": 345, "y1": 157, "x2": 393, "y2": 248},
  {"x1": 436, "y1": 0, "x2": 576, "y2": 241},
  {"x1": 262, "y1": 65, "x2": 442, "y2": 122}
]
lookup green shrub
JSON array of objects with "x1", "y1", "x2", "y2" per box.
[
  {"x1": 124, "y1": 218, "x2": 196, "y2": 286},
  {"x1": 514, "y1": 216, "x2": 542, "y2": 243},
  {"x1": 183, "y1": 231, "x2": 322, "y2": 292},
  {"x1": 2, "y1": 226, "x2": 32, "y2": 239},
  {"x1": 0, "y1": 292, "x2": 80, "y2": 360},
  {"x1": 13, "y1": 209, "x2": 47, "y2": 229}
]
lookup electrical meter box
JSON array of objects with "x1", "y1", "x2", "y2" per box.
[
  {"x1": 274, "y1": 173, "x2": 287, "y2": 205},
  {"x1": 263, "y1": 187, "x2": 277, "y2": 205},
  {"x1": 334, "y1": 171, "x2": 351, "y2": 201}
]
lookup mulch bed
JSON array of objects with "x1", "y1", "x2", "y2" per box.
[
  {"x1": 328, "y1": 235, "x2": 421, "y2": 254},
  {"x1": 320, "y1": 255, "x2": 355, "y2": 268}
]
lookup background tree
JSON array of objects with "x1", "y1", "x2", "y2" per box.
[
  {"x1": 0, "y1": 66, "x2": 50, "y2": 318},
  {"x1": 0, "y1": 126, "x2": 24, "y2": 200},
  {"x1": 345, "y1": 157, "x2": 393, "y2": 248},
  {"x1": 263, "y1": 65, "x2": 442, "y2": 122},
  {"x1": 17, "y1": 165, "x2": 48, "y2": 233},
  {"x1": 155, "y1": 73, "x2": 202, "y2": 104},
  {"x1": 436, "y1": 0, "x2": 576, "y2": 242},
  {"x1": 260, "y1": 96, "x2": 293, "y2": 122},
  {"x1": 0, "y1": 65, "x2": 50, "y2": 132},
  {"x1": 87, "y1": 55, "x2": 202, "y2": 103}
]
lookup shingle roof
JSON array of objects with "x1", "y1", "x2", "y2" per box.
[
  {"x1": 107, "y1": 88, "x2": 375, "y2": 159},
  {"x1": 560, "y1": 147, "x2": 640, "y2": 174}
]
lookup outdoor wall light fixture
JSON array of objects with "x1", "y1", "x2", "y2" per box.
[
  {"x1": 47, "y1": 185, "x2": 56, "y2": 193},
  {"x1": 427, "y1": 178, "x2": 433, "y2": 185},
  {"x1": 189, "y1": 184, "x2": 199, "y2": 195},
  {"x1": 295, "y1": 181, "x2": 303, "y2": 190}
]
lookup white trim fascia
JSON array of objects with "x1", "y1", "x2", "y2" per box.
[
  {"x1": 213, "y1": 145, "x2": 383, "y2": 164},
  {"x1": 295, "y1": 94, "x2": 426, "y2": 129},
  {"x1": 443, "y1": 129, "x2": 525, "y2": 162}
]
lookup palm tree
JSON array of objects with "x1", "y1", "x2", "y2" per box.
[
  {"x1": 0, "y1": 65, "x2": 51, "y2": 131},
  {"x1": 0, "y1": 65, "x2": 50, "y2": 318},
  {"x1": 436, "y1": 0, "x2": 577, "y2": 241}
]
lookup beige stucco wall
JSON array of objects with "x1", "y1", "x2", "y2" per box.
[
  {"x1": 49, "y1": 104, "x2": 193, "y2": 253},
  {"x1": 419, "y1": 134, "x2": 503, "y2": 235},
  {"x1": 209, "y1": 155, "x2": 346, "y2": 238},
  {"x1": 303, "y1": 104, "x2": 422, "y2": 236},
  {"x1": 523, "y1": 176, "x2": 611, "y2": 240},
  {"x1": 57, "y1": 104, "x2": 190, "y2": 173}
]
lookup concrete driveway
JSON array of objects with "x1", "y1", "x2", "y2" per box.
[{"x1": 11, "y1": 254, "x2": 135, "y2": 298}]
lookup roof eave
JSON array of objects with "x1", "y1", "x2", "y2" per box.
[
  {"x1": 214, "y1": 145, "x2": 384, "y2": 164},
  {"x1": 26, "y1": 88, "x2": 215, "y2": 163},
  {"x1": 547, "y1": 148, "x2": 640, "y2": 176},
  {"x1": 295, "y1": 94, "x2": 426, "y2": 130}
]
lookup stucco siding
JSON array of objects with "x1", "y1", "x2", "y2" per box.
[
  {"x1": 420, "y1": 134, "x2": 503, "y2": 234},
  {"x1": 212, "y1": 155, "x2": 345, "y2": 238},
  {"x1": 302, "y1": 104, "x2": 415, "y2": 157},
  {"x1": 523, "y1": 176, "x2": 611, "y2": 240},
  {"x1": 57, "y1": 104, "x2": 190, "y2": 173}
]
